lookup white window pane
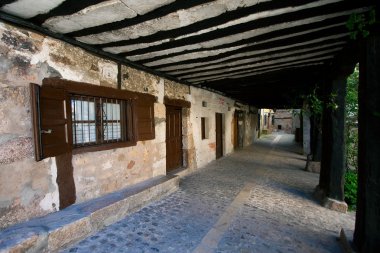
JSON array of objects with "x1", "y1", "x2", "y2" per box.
[
  {"x1": 72, "y1": 97, "x2": 96, "y2": 145},
  {"x1": 72, "y1": 99, "x2": 95, "y2": 121},
  {"x1": 113, "y1": 104, "x2": 120, "y2": 120},
  {"x1": 104, "y1": 122, "x2": 121, "y2": 140},
  {"x1": 74, "y1": 123, "x2": 96, "y2": 144},
  {"x1": 103, "y1": 102, "x2": 120, "y2": 120},
  {"x1": 88, "y1": 101, "x2": 95, "y2": 120}
]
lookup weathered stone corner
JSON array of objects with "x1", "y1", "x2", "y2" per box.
[{"x1": 323, "y1": 197, "x2": 348, "y2": 213}]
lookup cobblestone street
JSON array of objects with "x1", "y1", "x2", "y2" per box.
[{"x1": 62, "y1": 133, "x2": 355, "y2": 253}]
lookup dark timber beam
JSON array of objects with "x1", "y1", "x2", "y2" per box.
[
  {"x1": 0, "y1": 0, "x2": 15, "y2": 8},
  {"x1": 171, "y1": 44, "x2": 344, "y2": 78},
  {"x1": 117, "y1": 1, "x2": 364, "y2": 56},
  {"x1": 99, "y1": 0, "x2": 319, "y2": 48},
  {"x1": 354, "y1": 27, "x2": 380, "y2": 253},
  {"x1": 137, "y1": 16, "x2": 350, "y2": 66}
]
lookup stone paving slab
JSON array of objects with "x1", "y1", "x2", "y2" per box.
[
  {"x1": 62, "y1": 133, "x2": 355, "y2": 253},
  {"x1": 0, "y1": 175, "x2": 179, "y2": 252}
]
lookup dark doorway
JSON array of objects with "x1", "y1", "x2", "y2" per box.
[
  {"x1": 233, "y1": 112, "x2": 238, "y2": 149},
  {"x1": 166, "y1": 106, "x2": 182, "y2": 172},
  {"x1": 216, "y1": 113, "x2": 223, "y2": 159}
]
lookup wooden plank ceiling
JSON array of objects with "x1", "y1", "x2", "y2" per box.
[{"x1": 0, "y1": 0, "x2": 372, "y2": 107}]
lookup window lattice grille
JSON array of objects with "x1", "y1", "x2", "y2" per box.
[{"x1": 71, "y1": 95, "x2": 124, "y2": 147}]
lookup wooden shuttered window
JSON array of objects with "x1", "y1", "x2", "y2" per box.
[
  {"x1": 31, "y1": 78, "x2": 154, "y2": 161},
  {"x1": 31, "y1": 83, "x2": 71, "y2": 161},
  {"x1": 135, "y1": 94, "x2": 156, "y2": 141}
]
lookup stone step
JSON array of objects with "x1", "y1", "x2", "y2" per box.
[{"x1": 0, "y1": 175, "x2": 179, "y2": 252}]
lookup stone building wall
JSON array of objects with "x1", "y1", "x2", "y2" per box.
[
  {"x1": 243, "y1": 108, "x2": 258, "y2": 147},
  {"x1": 273, "y1": 109, "x2": 298, "y2": 134},
  {"x1": 259, "y1": 109, "x2": 274, "y2": 134},
  {"x1": 189, "y1": 87, "x2": 234, "y2": 169},
  {"x1": 0, "y1": 21, "x2": 256, "y2": 229}
]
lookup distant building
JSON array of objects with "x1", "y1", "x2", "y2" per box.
[{"x1": 273, "y1": 109, "x2": 301, "y2": 134}]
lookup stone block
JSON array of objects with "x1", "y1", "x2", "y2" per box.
[
  {"x1": 152, "y1": 159, "x2": 166, "y2": 177},
  {"x1": 164, "y1": 79, "x2": 189, "y2": 100},
  {"x1": 0, "y1": 226, "x2": 48, "y2": 253},
  {"x1": 89, "y1": 200, "x2": 129, "y2": 231},
  {"x1": 154, "y1": 103, "x2": 165, "y2": 118},
  {"x1": 305, "y1": 161, "x2": 321, "y2": 173},
  {"x1": 323, "y1": 197, "x2": 348, "y2": 213},
  {"x1": 47, "y1": 217, "x2": 92, "y2": 251},
  {"x1": 7, "y1": 234, "x2": 47, "y2": 253}
]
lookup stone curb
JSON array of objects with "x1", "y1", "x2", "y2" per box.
[{"x1": 0, "y1": 175, "x2": 179, "y2": 253}]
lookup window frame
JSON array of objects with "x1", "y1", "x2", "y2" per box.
[
  {"x1": 70, "y1": 95, "x2": 131, "y2": 150},
  {"x1": 40, "y1": 78, "x2": 139, "y2": 156},
  {"x1": 201, "y1": 117, "x2": 209, "y2": 140}
]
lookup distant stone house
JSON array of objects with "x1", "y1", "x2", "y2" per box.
[
  {"x1": 0, "y1": 22, "x2": 258, "y2": 229},
  {"x1": 273, "y1": 109, "x2": 301, "y2": 134}
]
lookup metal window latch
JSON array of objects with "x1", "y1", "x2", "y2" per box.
[{"x1": 41, "y1": 129, "x2": 52, "y2": 134}]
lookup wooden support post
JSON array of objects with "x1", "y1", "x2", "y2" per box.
[
  {"x1": 317, "y1": 63, "x2": 356, "y2": 213},
  {"x1": 354, "y1": 29, "x2": 380, "y2": 253}
]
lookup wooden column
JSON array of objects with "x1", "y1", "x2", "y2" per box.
[
  {"x1": 354, "y1": 29, "x2": 380, "y2": 252},
  {"x1": 318, "y1": 80, "x2": 333, "y2": 196},
  {"x1": 318, "y1": 63, "x2": 355, "y2": 212}
]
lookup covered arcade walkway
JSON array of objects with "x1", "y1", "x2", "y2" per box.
[{"x1": 62, "y1": 133, "x2": 354, "y2": 253}]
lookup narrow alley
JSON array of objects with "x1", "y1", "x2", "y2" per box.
[{"x1": 63, "y1": 133, "x2": 354, "y2": 253}]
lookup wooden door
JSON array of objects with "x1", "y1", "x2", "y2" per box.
[
  {"x1": 216, "y1": 113, "x2": 223, "y2": 159},
  {"x1": 166, "y1": 106, "x2": 182, "y2": 172}
]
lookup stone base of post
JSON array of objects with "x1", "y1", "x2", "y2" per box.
[
  {"x1": 305, "y1": 161, "x2": 321, "y2": 173},
  {"x1": 323, "y1": 197, "x2": 348, "y2": 213},
  {"x1": 313, "y1": 185, "x2": 348, "y2": 213}
]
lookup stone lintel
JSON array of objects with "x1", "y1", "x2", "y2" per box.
[{"x1": 323, "y1": 197, "x2": 348, "y2": 213}]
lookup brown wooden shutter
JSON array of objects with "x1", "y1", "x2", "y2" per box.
[
  {"x1": 135, "y1": 95, "x2": 155, "y2": 141},
  {"x1": 31, "y1": 84, "x2": 71, "y2": 161}
]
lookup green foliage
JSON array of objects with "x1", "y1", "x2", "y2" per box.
[
  {"x1": 344, "y1": 170, "x2": 358, "y2": 211},
  {"x1": 346, "y1": 129, "x2": 358, "y2": 171},
  {"x1": 346, "y1": 9, "x2": 376, "y2": 40},
  {"x1": 304, "y1": 88, "x2": 323, "y2": 116},
  {"x1": 344, "y1": 64, "x2": 359, "y2": 211},
  {"x1": 326, "y1": 92, "x2": 339, "y2": 111},
  {"x1": 345, "y1": 65, "x2": 359, "y2": 172},
  {"x1": 303, "y1": 88, "x2": 338, "y2": 118},
  {"x1": 346, "y1": 65, "x2": 359, "y2": 120}
]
